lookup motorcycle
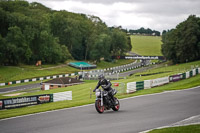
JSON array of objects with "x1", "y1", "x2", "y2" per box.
[{"x1": 95, "y1": 88, "x2": 120, "y2": 113}]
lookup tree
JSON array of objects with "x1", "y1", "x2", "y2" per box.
[
  {"x1": 161, "y1": 15, "x2": 200, "y2": 63},
  {"x1": 5, "y1": 26, "x2": 27, "y2": 65},
  {"x1": 110, "y1": 28, "x2": 130, "y2": 56},
  {"x1": 161, "y1": 29, "x2": 177, "y2": 63},
  {"x1": 0, "y1": 35, "x2": 6, "y2": 65},
  {"x1": 90, "y1": 34, "x2": 111, "y2": 62}
]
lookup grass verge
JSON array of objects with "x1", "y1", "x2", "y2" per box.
[{"x1": 148, "y1": 124, "x2": 200, "y2": 133}]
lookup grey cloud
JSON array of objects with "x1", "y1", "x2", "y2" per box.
[
  {"x1": 26, "y1": 0, "x2": 200, "y2": 32},
  {"x1": 31, "y1": 0, "x2": 200, "y2": 4}
]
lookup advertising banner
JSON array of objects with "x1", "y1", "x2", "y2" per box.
[
  {"x1": 38, "y1": 95, "x2": 52, "y2": 104},
  {"x1": 151, "y1": 77, "x2": 169, "y2": 87},
  {"x1": 169, "y1": 74, "x2": 181, "y2": 82},
  {"x1": 3, "y1": 96, "x2": 38, "y2": 109},
  {"x1": 112, "y1": 56, "x2": 165, "y2": 60},
  {"x1": 0, "y1": 94, "x2": 52, "y2": 110},
  {"x1": 136, "y1": 81, "x2": 144, "y2": 91}
]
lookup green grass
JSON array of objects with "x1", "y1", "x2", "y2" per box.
[
  {"x1": 0, "y1": 60, "x2": 134, "y2": 83},
  {"x1": 148, "y1": 124, "x2": 200, "y2": 133},
  {"x1": 0, "y1": 65, "x2": 78, "y2": 83},
  {"x1": 131, "y1": 35, "x2": 162, "y2": 56}
]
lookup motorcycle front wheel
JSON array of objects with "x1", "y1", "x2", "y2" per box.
[{"x1": 95, "y1": 99, "x2": 104, "y2": 113}]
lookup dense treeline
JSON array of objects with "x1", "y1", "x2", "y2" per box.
[
  {"x1": 0, "y1": 0, "x2": 131, "y2": 65},
  {"x1": 129, "y1": 27, "x2": 160, "y2": 36},
  {"x1": 161, "y1": 15, "x2": 200, "y2": 63}
]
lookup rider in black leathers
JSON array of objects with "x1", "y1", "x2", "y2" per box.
[{"x1": 93, "y1": 74, "x2": 115, "y2": 105}]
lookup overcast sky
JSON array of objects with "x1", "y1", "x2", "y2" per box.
[{"x1": 27, "y1": 0, "x2": 200, "y2": 32}]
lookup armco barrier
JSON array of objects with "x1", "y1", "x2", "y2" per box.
[
  {"x1": 186, "y1": 71, "x2": 190, "y2": 79},
  {"x1": 193, "y1": 69, "x2": 195, "y2": 75},
  {"x1": 181, "y1": 73, "x2": 186, "y2": 79},
  {"x1": 196, "y1": 68, "x2": 199, "y2": 74},
  {"x1": 127, "y1": 82, "x2": 136, "y2": 93},
  {"x1": 190, "y1": 70, "x2": 193, "y2": 77},
  {"x1": 53, "y1": 91, "x2": 72, "y2": 102},
  {"x1": 144, "y1": 80, "x2": 151, "y2": 89}
]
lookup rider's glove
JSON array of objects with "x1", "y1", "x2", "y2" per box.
[{"x1": 93, "y1": 89, "x2": 96, "y2": 92}]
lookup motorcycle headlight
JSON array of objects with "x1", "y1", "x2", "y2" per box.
[{"x1": 95, "y1": 91, "x2": 101, "y2": 97}]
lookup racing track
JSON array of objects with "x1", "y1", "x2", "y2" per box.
[{"x1": 0, "y1": 86, "x2": 200, "y2": 133}]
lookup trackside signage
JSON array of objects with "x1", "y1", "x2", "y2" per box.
[
  {"x1": 0, "y1": 94, "x2": 52, "y2": 110},
  {"x1": 169, "y1": 75, "x2": 181, "y2": 82},
  {"x1": 111, "y1": 56, "x2": 165, "y2": 60},
  {"x1": 3, "y1": 96, "x2": 38, "y2": 109},
  {"x1": 125, "y1": 56, "x2": 159, "y2": 60},
  {"x1": 151, "y1": 77, "x2": 169, "y2": 87}
]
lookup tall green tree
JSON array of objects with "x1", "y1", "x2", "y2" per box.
[
  {"x1": 110, "y1": 28, "x2": 130, "y2": 56},
  {"x1": 90, "y1": 34, "x2": 111, "y2": 62},
  {"x1": 161, "y1": 15, "x2": 200, "y2": 63}
]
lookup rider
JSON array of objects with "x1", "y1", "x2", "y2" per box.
[{"x1": 93, "y1": 74, "x2": 116, "y2": 105}]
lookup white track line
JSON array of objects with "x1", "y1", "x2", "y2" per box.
[{"x1": 139, "y1": 115, "x2": 200, "y2": 133}]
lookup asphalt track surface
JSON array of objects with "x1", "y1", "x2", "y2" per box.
[
  {"x1": 0, "y1": 83, "x2": 41, "y2": 94},
  {"x1": 1, "y1": 87, "x2": 200, "y2": 133}
]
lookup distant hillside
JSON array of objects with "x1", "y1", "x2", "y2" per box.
[{"x1": 131, "y1": 35, "x2": 162, "y2": 56}]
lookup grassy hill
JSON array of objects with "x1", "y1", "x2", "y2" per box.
[{"x1": 131, "y1": 35, "x2": 162, "y2": 56}]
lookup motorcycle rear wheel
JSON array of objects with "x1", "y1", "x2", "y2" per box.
[
  {"x1": 95, "y1": 100, "x2": 104, "y2": 113},
  {"x1": 112, "y1": 98, "x2": 120, "y2": 111}
]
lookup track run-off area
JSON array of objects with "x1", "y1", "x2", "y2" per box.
[{"x1": 0, "y1": 86, "x2": 200, "y2": 133}]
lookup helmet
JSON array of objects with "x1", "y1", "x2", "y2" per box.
[{"x1": 98, "y1": 74, "x2": 105, "y2": 80}]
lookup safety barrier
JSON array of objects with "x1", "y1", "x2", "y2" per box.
[
  {"x1": 0, "y1": 72, "x2": 79, "y2": 87},
  {"x1": 127, "y1": 68, "x2": 200, "y2": 93}
]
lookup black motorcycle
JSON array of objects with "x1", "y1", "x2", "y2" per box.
[{"x1": 94, "y1": 88, "x2": 120, "y2": 113}]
